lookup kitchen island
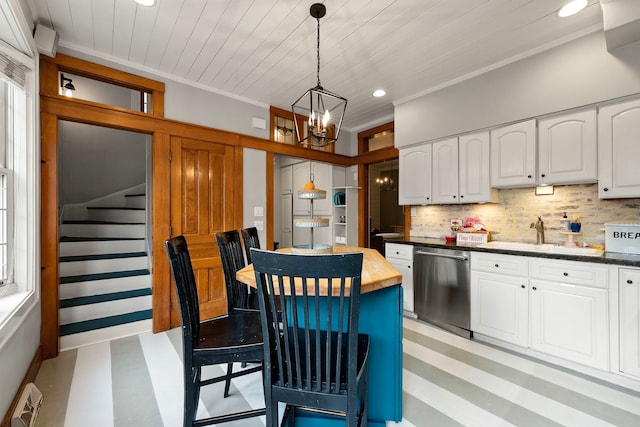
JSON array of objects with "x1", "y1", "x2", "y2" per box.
[{"x1": 237, "y1": 246, "x2": 403, "y2": 426}]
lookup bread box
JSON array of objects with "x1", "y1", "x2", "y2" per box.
[{"x1": 605, "y1": 222, "x2": 640, "y2": 254}]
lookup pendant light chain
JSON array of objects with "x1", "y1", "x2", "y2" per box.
[{"x1": 316, "y1": 15, "x2": 321, "y2": 88}]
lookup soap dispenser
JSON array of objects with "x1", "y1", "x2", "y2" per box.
[{"x1": 561, "y1": 212, "x2": 570, "y2": 231}]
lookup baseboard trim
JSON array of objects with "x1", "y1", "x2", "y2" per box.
[{"x1": 1, "y1": 345, "x2": 43, "y2": 427}]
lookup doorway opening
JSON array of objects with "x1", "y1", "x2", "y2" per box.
[
  {"x1": 58, "y1": 121, "x2": 152, "y2": 350},
  {"x1": 368, "y1": 159, "x2": 403, "y2": 255}
]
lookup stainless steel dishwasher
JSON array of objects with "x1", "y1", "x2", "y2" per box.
[{"x1": 414, "y1": 246, "x2": 472, "y2": 338}]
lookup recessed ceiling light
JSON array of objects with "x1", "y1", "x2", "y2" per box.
[
  {"x1": 373, "y1": 89, "x2": 386, "y2": 97},
  {"x1": 558, "y1": 0, "x2": 587, "y2": 17},
  {"x1": 134, "y1": 0, "x2": 156, "y2": 6}
]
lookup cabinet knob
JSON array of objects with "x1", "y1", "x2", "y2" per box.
[
  {"x1": 603, "y1": 187, "x2": 609, "y2": 192},
  {"x1": 628, "y1": 279, "x2": 634, "y2": 284},
  {"x1": 521, "y1": 285, "x2": 525, "y2": 289},
  {"x1": 426, "y1": 197, "x2": 430, "y2": 200},
  {"x1": 494, "y1": 264, "x2": 499, "y2": 268},
  {"x1": 541, "y1": 174, "x2": 546, "y2": 178},
  {"x1": 453, "y1": 195, "x2": 456, "y2": 199},
  {"x1": 532, "y1": 286, "x2": 537, "y2": 290},
  {"x1": 460, "y1": 195, "x2": 464, "y2": 198},
  {"x1": 563, "y1": 272, "x2": 568, "y2": 277},
  {"x1": 408, "y1": 265, "x2": 411, "y2": 269},
  {"x1": 527, "y1": 175, "x2": 532, "y2": 179}
]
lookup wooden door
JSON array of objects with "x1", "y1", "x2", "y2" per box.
[{"x1": 170, "y1": 136, "x2": 237, "y2": 326}]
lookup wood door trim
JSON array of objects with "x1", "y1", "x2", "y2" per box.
[
  {"x1": 40, "y1": 113, "x2": 59, "y2": 359},
  {"x1": 151, "y1": 133, "x2": 171, "y2": 332}
]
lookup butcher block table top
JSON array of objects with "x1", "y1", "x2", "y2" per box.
[{"x1": 236, "y1": 245, "x2": 402, "y2": 295}]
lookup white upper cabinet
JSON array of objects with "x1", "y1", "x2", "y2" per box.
[
  {"x1": 431, "y1": 138, "x2": 459, "y2": 204},
  {"x1": 459, "y1": 132, "x2": 497, "y2": 203},
  {"x1": 292, "y1": 161, "x2": 332, "y2": 215},
  {"x1": 598, "y1": 98, "x2": 640, "y2": 198},
  {"x1": 432, "y1": 133, "x2": 496, "y2": 204},
  {"x1": 399, "y1": 144, "x2": 432, "y2": 205},
  {"x1": 490, "y1": 120, "x2": 536, "y2": 188},
  {"x1": 537, "y1": 109, "x2": 597, "y2": 185},
  {"x1": 310, "y1": 161, "x2": 332, "y2": 215},
  {"x1": 292, "y1": 162, "x2": 311, "y2": 215}
]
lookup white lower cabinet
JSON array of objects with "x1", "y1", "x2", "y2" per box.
[
  {"x1": 471, "y1": 271, "x2": 528, "y2": 347},
  {"x1": 386, "y1": 243, "x2": 414, "y2": 314},
  {"x1": 529, "y1": 279, "x2": 609, "y2": 371},
  {"x1": 471, "y1": 253, "x2": 612, "y2": 371},
  {"x1": 620, "y1": 268, "x2": 640, "y2": 379}
]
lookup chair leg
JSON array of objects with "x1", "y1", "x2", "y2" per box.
[
  {"x1": 185, "y1": 366, "x2": 200, "y2": 427},
  {"x1": 223, "y1": 362, "x2": 233, "y2": 398}
]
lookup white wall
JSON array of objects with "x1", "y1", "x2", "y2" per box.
[
  {"x1": 395, "y1": 31, "x2": 640, "y2": 147},
  {"x1": 243, "y1": 148, "x2": 267, "y2": 246},
  {"x1": 59, "y1": 122, "x2": 147, "y2": 204}
]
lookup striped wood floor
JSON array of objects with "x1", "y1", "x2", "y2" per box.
[{"x1": 33, "y1": 317, "x2": 640, "y2": 426}]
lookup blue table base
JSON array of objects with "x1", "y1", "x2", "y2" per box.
[{"x1": 286, "y1": 285, "x2": 403, "y2": 426}]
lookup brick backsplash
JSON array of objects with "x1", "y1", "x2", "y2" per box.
[{"x1": 410, "y1": 184, "x2": 640, "y2": 245}]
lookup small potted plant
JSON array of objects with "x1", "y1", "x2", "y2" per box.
[{"x1": 570, "y1": 215, "x2": 581, "y2": 232}]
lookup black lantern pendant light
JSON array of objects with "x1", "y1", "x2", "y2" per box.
[{"x1": 292, "y1": 3, "x2": 347, "y2": 147}]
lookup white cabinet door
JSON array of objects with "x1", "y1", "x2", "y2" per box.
[
  {"x1": 471, "y1": 271, "x2": 529, "y2": 347},
  {"x1": 530, "y1": 279, "x2": 609, "y2": 370},
  {"x1": 538, "y1": 109, "x2": 596, "y2": 185},
  {"x1": 292, "y1": 162, "x2": 311, "y2": 215},
  {"x1": 459, "y1": 131, "x2": 496, "y2": 203},
  {"x1": 598, "y1": 98, "x2": 640, "y2": 198},
  {"x1": 281, "y1": 165, "x2": 293, "y2": 194},
  {"x1": 619, "y1": 268, "x2": 640, "y2": 379},
  {"x1": 311, "y1": 162, "x2": 332, "y2": 215},
  {"x1": 386, "y1": 243, "x2": 414, "y2": 313},
  {"x1": 490, "y1": 120, "x2": 536, "y2": 188},
  {"x1": 399, "y1": 144, "x2": 432, "y2": 205},
  {"x1": 431, "y1": 138, "x2": 459, "y2": 204},
  {"x1": 280, "y1": 194, "x2": 292, "y2": 248}
]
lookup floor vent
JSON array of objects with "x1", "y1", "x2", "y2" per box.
[{"x1": 11, "y1": 383, "x2": 42, "y2": 427}]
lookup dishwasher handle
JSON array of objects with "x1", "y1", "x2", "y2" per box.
[{"x1": 415, "y1": 250, "x2": 469, "y2": 261}]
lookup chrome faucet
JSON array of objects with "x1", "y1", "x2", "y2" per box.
[{"x1": 530, "y1": 216, "x2": 545, "y2": 244}]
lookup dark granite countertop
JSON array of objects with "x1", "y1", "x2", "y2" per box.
[{"x1": 386, "y1": 237, "x2": 640, "y2": 268}]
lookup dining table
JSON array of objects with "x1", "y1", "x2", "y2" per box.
[{"x1": 236, "y1": 245, "x2": 403, "y2": 427}]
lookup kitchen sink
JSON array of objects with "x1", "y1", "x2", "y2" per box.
[{"x1": 477, "y1": 241, "x2": 604, "y2": 257}]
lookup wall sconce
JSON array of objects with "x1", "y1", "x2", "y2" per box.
[{"x1": 60, "y1": 74, "x2": 75, "y2": 97}]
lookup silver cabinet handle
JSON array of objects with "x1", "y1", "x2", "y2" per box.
[{"x1": 415, "y1": 250, "x2": 468, "y2": 261}]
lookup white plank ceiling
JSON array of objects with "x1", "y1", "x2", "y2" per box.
[{"x1": 30, "y1": 0, "x2": 604, "y2": 129}]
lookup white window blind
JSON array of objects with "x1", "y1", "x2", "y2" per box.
[{"x1": 0, "y1": 51, "x2": 26, "y2": 88}]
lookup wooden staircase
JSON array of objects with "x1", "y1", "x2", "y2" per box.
[{"x1": 58, "y1": 191, "x2": 152, "y2": 350}]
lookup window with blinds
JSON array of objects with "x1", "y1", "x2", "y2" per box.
[{"x1": 0, "y1": 51, "x2": 23, "y2": 288}]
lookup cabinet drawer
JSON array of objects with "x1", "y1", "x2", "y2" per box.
[
  {"x1": 530, "y1": 259, "x2": 609, "y2": 289},
  {"x1": 471, "y1": 252, "x2": 529, "y2": 276},
  {"x1": 386, "y1": 243, "x2": 413, "y2": 261}
]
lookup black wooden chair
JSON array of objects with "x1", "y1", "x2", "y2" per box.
[
  {"x1": 164, "y1": 236, "x2": 265, "y2": 427},
  {"x1": 241, "y1": 226, "x2": 261, "y2": 265},
  {"x1": 215, "y1": 230, "x2": 259, "y2": 311},
  {"x1": 215, "y1": 229, "x2": 262, "y2": 395},
  {"x1": 251, "y1": 249, "x2": 370, "y2": 427}
]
